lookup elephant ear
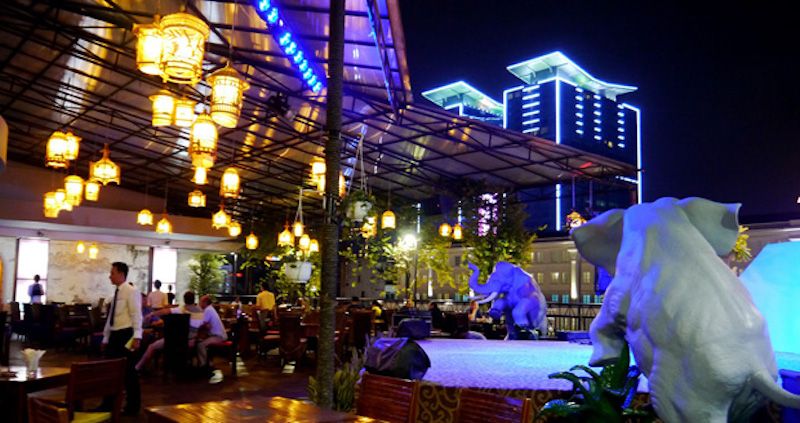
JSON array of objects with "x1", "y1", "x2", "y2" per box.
[
  {"x1": 570, "y1": 208, "x2": 624, "y2": 276},
  {"x1": 677, "y1": 197, "x2": 741, "y2": 256}
]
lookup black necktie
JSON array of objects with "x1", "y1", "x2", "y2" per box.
[{"x1": 110, "y1": 286, "x2": 119, "y2": 327}]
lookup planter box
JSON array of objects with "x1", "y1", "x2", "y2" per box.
[{"x1": 283, "y1": 261, "x2": 312, "y2": 283}]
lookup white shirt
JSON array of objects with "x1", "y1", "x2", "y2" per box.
[
  {"x1": 171, "y1": 304, "x2": 205, "y2": 329},
  {"x1": 202, "y1": 305, "x2": 228, "y2": 340},
  {"x1": 102, "y1": 282, "x2": 143, "y2": 342},
  {"x1": 147, "y1": 290, "x2": 168, "y2": 309}
]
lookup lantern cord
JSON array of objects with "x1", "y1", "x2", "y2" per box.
[
  {"x1": 229, "y1": 0, "x2": 236, "y2": 62},
  {"x1": 294, "y1": 187, "x2": 304, "y2": 224},
  {"x1": 355, "y1": 127, "x2": 367, "y2": 192}
]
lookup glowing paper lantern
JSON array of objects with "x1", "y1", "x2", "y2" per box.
[
  {"x1": 298, "y1": 234, "x2": 311, "y2": 251},
  {"x1": 89, "y1": 144, "x2": 120, "y2": 185},
  {"x1": 228, "y1": 221, "x2": 242, "y2": 237},
  {"x1": 88, "y1": 243, "x2": 99, "y2": 259},
  {"x1": 219, "y1": 167, "x2": 240, "y2": 199},
  {"x1": 55, "y1": 189, "x2": 72, "y2": 211},
  {"x1": 64, "y1": 175, "x2": 84, "y2": 207},
  {"x1": 292, "y1": 221, "x2": 304, "y2": 238},
  {"x1": 381, "y1": 210, "x2": 396, "y2": 229},
  {"x1": 173, "y1": 97, "x2": 196, "y2": 127},
  {"x1": 452, "y1": 223, "x2": 463, "y2": 241},
  {"x1": 84, "y1": 180, "x2": 100, "y2": 201},
  {"x1": 189, "y1": 114, "x2": 217, "y2": 169},
  {"x1": 150, "y1": 90, "x2": 175, "y2": 127},
  {"x1": 207, "y1": 64, "x2": 250, "y2": 128},
  {"x1": 439, "y1": 222, "x2": 452, "y2": 237},
  {"x1": 43, "y1": 192, "x2": 60, "y2": 218},
  {"x1": 212, "y1": 205, "x2": 230, "y2": 229},
  {"x1": 309, "y1": 238, "x2": 319, "y2": 253},
  {"x1": 245, "y1": 232, "x2": 259, "y2": 250},
  {"x1": 133, "y1": 19, "x2": 164, "y2": 75},
  {"x1": 45, "y1": 131, "x2": 69, "y2": 168},
  {"x1": 160, "y1": 12, "x2": 209, "y2": 85},
  {"x1": 76, "y1": 241, "x2": 86, "y2": 254},
  {"x1": 192, "y1": 166, "x2": 208, "y2": 185},
  {"x1": 64, "y1": 131, "x2": 81, "y2": 161},
  {"x1": 278, "y1": 225, "x2": 294, "y2": 247},
  {"x1": 137, "y1": 208, "x2": 154, "y2": 226},
  {"x1": 188, "y1": 190, "x2": 206, "y2": 208},
  {"x1": 156, "y1": 215, "x2": 172, "y2": 234}
]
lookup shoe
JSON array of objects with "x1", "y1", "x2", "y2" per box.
[{"x1": 209, "y1": 369, "x2": 223, "y2": 384}]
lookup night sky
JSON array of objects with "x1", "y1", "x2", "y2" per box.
[{"x1": 399, "y1": 1, "x2": 800, "y2": 222}]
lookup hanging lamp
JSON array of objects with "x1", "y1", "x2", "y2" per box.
[
  {"x1": 189, "y1": 113, "x2": 217, "y2": 169},
  {"x1": 43, "y1": 191, "x2": 60, "y2": 218},
  {"x1": 64, "y1": 175, "x2": 84, "y2": 207},
  {"x1": 187, "y1": 189, "x2": 206, "y2": 208},
  {"x1": 452, "y1": 223, "x2": 463, "y2": 241},
  {"x1": 64, "y1": 131, "x2": 81, "y2": 161},
  {"x1": 156, "y1": 215, "x2": 172, "y2": 234},
  {"x1": 159, "y1": 12, "x2": 209, "y2": 85},
  {"x1": 310, "y1": 157, "x2": 325, "y2": 192},
  {"x1": 192, "y1": 166, "x2": 208, "y2": 185},
  {"x1": 278, "y1": 223, "x2": 294, "y2": 247},
  {"x1": 45, "y1": 131, "x2": 70, "y2": 168},
  {"x1": 133, "y1": 16, "x2": 164, "y2": 76},
  {"x1": 228, "y1": 221, "x2": 242, "y2": 237},
  {"x1": 245, "y1": 232, "x2": 259, "y2": 250},
  {"x1": 208, "y1": 64, "x2": 250, "y2": 128},
  {"x1": 88, "y1": 243, "x2": 99, "y2": 259},
  {"x1": 76, "y1": 241, "x2": 86, "y2": 254},
  {"x1": 90, "y1": 144, "x2": 120, "y2": 185},
  {"x1": 439, "y1": 222, "x2": 452, "y2": 237},
  {"x1": 212, "y1": 204, "x2": 231, "y2": 229},
  {"x1": 298, "y1": 234, "x2": 311, "y2": 251},
  {"x1": 55, "y1": 189, "x2": 72, "y2": 211},
  {"x1": 149, "y1": 90, "x2": 175, "y2": 126},
  {"x1": 173, "y1": 97, "x2": 196, "y2": 127},
  {"x1": 137, "y1": 209, "x2": 154, "y2": 225},
  {"x1": 219, "y1": 167, "x2": 240, "y2": 199},
  {"x1": 292, "y1": 188, "x2": 305, "y2": 237},
  {"x1": 309, "y1": 238, "x2": 319, "y2": 253},
  {"x1": 84, "y1": 180, "x2": 100, "y2": 201},
  {"x1": 381, "y1": 210, "x2": 396, "y2": 230}
]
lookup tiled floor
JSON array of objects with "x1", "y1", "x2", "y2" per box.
[{"x1": 9, "y1": 340, "x2": 315, "y2": 422}]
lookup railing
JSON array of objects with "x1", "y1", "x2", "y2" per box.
[{"x1": 546, "y1": 302, "x2": 601, "y2": 333}]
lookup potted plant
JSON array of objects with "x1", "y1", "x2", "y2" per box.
[
  {"x1": 342, "y1": 189, "x2": 375, "y2": 222},
  {"x1": 188, "y1": 253, "x2": 225, "y2": 297}
]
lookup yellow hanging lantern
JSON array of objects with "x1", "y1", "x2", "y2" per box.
[
  {"x1": 309, "y1": 238, "x2": 319, "y2": 253},
  {"x1": 228, "y1": 221, "x2": 242, "y2": 237},
  {"x1": 64, "y1": 131, "x2": 81, "y2": 161},
  {"x1": 220, "y1": 167, "x2": 240, "y2": 199},
  {"x1": 278, "y1": 225, "x2": 294, "y2": 247},
  {"x1": 76, "y1": 241, "x2": 86, "y2": 254},
  {"x1": 133, "y1": 18, "x2": 164, "y2": 76},
  {"x1": 45, "y1": 131, "x2": 69, "y2": 168},
  {"x1": 137, "y1": 208, "x2": 154, "y2": 226},
  {"x1": 160, "y1": 12, "x2": 209, "y2": 85},
  {"x1": 207, "y1": 64, "x2": 250, "y2": 128},
  {"x1": 245, "y1": 232, "x2": 259, "y2": 250},
  {"x1": 84, "y1": 180, "x2": 100, "y2": 201},
  {"x1": 88, "y1": 243, "x2": 99, "y2": 259},
  {"x1": 90, "y1": 144, "x2": 120, "y2": 185},
  {"x1": 381, "y1": 210, "x2": 396, "y2": 229},
  {"x1": 452, "y1": 223, "x2": 463, "y2": 241},
  {"x1": 64, "y1": 175, "x2": 84, "y2": 207},
  {"x1": 339, "y1": 172, "x2": 346, "y2": 197},
  {"x1": 150, "y1": 90, "x2": 176, "y2": 126},
  {"x1": 439, "y1": 222, "x2": 452, "y2": 237},
  {"x1": 310, "y1": 157, "x2": 326, "y2": 178},
  {"x1": 192, "y1": 166, "x2": 208, "y2": 185},
  {"x1": 361, "y1": 221, "x2": 374, "y2": 239},
  {"x1": 292, "y1": 220, "x2": 304, "y2": 238},
  {"x1": 55, "y1": 189, "x2": 72, "y2": 211},
  {"x1": 212, "y1": 205, "x2": 230, "y2": 229},
  {"x1": 43, "y1": 191, "x2": 60, "y2": 218},
  {"x1": 298, "y1": 234, "x2": 311, "y2": 251},
  {"x1": 189, "y1": 114, "x2": 217, "y2": 169},
  {"x1": 156, "y1": 215, "x2": 172, "y2": 234},
  {"x1": 173, "y1": 97, "x2": 196, "y2": 127},
  {"x1": 187, "y1": 189, "x2": 206, "y2": 208}
]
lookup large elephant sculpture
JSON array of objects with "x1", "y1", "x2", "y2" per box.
[
  {"x1": 571, "y1": 197, "x2": 800, "y2": 422},
  {"x1": 467, "y1": 261, "x2": 548, "y2": 340}
]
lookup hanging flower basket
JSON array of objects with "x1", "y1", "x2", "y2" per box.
[
  {"x1": 343, "y1": 190, "x2": 375, "y2": 222},
  {"x1": 283, "y1": 260, "x2": 313, "y2": 283}
]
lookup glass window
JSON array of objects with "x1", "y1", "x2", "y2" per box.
[
  {"x1": 16, "y1": 238, "x2": 49, "y2": 303},
  {"x1": 551, "y1": 272, "x2": 560, "y2": 283},
  {"x1": 582, "y1": 271, "x2": 593, "y2": 284},
  {"x1": 561, "y1": 294, "x2": 570, "y2": 304},
  {"x1": 551, "y1": 294, "x2": 559, "y2": 302},
  {"x1": 152, "y1": 247, "x2": 177, "y2": 296},
  {"x1": 536, "y1": 272, "x2": 545, "y2": 284}
]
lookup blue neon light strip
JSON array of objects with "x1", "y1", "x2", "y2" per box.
[
  {"x1": 522, "y1": 118, "x2": 540, "y2": 125},
  {"x1": 555, "y1": 183, "x2": 561, "y2": 231},
  {"x1": 522, "y1": 85, "x2": 540, "y2": 92},
  {"x1": 555, "y1": 79, "x2": 561, "y2": 144},
  {"x1": 522, "y1": 93, "x2": 540, "y2": 100},
  {"x1": 522, "y1": 110, "x2": 539, "y2": 117},
  {"x1": 255, "y1": 0, "x2": 324, "y2": 93}
]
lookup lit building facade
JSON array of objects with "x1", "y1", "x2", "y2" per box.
[{"x1": 423, "y1": 52, "x2": 642, "y2": 233}]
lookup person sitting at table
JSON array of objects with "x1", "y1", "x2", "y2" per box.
[
  {"x1": 135, "y1": 291, "x2": 203, "y2": 372},
  {"x1": 468, "y1": 300, "x2": 483, "y2": 322},
  {"x1": 347, "y1": 296, "x2": 364, "y2": 313},
  {"x1": 147, "y1": 280, "x2": 168, "y2": 310},
  {"x1": 428, "y1": 302, "x2": 444, "y2": 329},
  {"x1": 255, "y1": 282, "x2": 276, "y2": 319},
  {"x1": 197, "y1": 294, "x2": 228, "y2": 384}
]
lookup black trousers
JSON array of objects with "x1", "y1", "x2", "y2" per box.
[{"x1": 104, "y1": 327, "x2": 141, "y2": 412}]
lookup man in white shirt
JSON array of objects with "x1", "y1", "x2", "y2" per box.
[
  {"x1": 198, "y1": 294, "x2": 228, "y2": 383},
  {"x1": 135, "y1": 291, "x2": 204, "y2": 372},
  {"x1": 146, "y1": 280, "x2": 168, "y2": 309},
  {"x1": 101, "y1": 262, "x2": 142, "y2": 416}
]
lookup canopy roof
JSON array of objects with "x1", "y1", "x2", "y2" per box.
[
  {"x1": 0, "y1": 0, "x2": 636, "y2": 225},
  {"x1": 421, "y1": 81, "x2": 503, "y2": 117}
]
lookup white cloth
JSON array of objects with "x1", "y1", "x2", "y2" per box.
[
  {"x1": 202, "y1": 305, "x2": 227, "y2": 340},
  {"x1": 102, "y1": 282, "x2": 143, "y2": 343},
  {"x1": 147, "y1": 290, "x2": 168, "y2": 309},
  {"x1": 171, "y1": 305, "x2": 204, "y2": 329}
]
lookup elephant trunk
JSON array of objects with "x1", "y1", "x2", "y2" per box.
[
  {"x1": 467, "y1": 262, "x2": 497, "y2": 295},
  {"x1": 475, "y1": 291, "x2": 498, "y2": 304}
]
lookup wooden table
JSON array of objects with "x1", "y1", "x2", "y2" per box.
[
  {"x1": 0, "y1": 366, "x2": 70, "y2": 423},
  {"x1": 146, "y1": 395, "x2": 386, "y2": 422}
]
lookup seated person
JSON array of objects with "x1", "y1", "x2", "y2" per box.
[
  {"x1": 428, "y1": 302, "x2": 444, "y2": 329},
  {"x1": 346, "y1": 296, "x2": 364, "y2": 313},
  {"x1": 371, "y1": 300, "x2": 385, "y2": 330},
  {"x1": 467, "y1": 300, "x2": 484, "y2": 322},
  {"x1": 255, "y1": 282, "x2": 276, "y2": 320},
  {"x1": 197, "y1": 295, "x2": 228, "y2": 384},
  {"x1": 135, "y1": 291, "x2": 203, "y2": 372}
]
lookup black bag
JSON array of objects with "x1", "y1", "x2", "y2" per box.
[
  {"x1": 364, "y1": 337, "x2": 431, "y2": 380},
  {"x1": 396, "y1": 318, "x2": 430, "y2": 340}
]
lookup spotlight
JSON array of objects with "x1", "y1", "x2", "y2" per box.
[{"x1": 265, "y1": 93, "x2": 293, "y2": 120}]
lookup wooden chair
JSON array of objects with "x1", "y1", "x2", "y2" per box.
[
  {"x1": 257, "y1": 309, "x2": 280, "y2": 359},
  {"x1": 350, "y1": 310, "x2": 374, "y2": 351},
  {"x1": 278, "y1": 312, "x2": 306, "y2": 366},
  {"x1": 356, "y1": 373, "x2": 420, "y2": 423},
  {"x1": 454, "y1": 389, "x2": 532, "y2": 423},
  {"x1": 28, "y1": 397, "x2": 68, "y2": 423},
  {"x1": 30, "y1": 358, "x2": 127, "y2": 423},
  {"x1": 161, "y1": 313, "x2": 191, "y2": 378}
]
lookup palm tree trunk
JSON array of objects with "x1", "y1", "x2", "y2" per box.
[{"x1": 317, "y1": 0, "x2": 345, "y2": 409}]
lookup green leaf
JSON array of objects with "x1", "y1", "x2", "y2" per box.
[
  {"x1": 537, "y1": 399, "x2": 583, "y2": 418},
  {"x1": 549, "y1": 372, "x2": 591, "y2": 398}
]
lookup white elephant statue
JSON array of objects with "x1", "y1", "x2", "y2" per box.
[{"x1": 571, "y1": 197, "x2": 800, "y2": 422}]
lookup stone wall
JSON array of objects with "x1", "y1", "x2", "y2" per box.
[{"x1": 0, "y1": 236, "x2": 16, "y2": 302}]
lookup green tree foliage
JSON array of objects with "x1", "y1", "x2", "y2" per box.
[{"x1": 188, "y1": 253, "x2": 225, "y2": 297}]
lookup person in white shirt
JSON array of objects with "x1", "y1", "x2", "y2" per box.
[
  {"x1": 135, "y1": 290, "x2": 204, "y2": 372},
  {"x1": 147, "y1": 280, "x2": 168, "y2": 309},
  {"x1": 101, "y1": 262, "x2": 142, "y2": 415},
  {"x1": 198, "y1": 295, "x2": 228, "y2": 383}
]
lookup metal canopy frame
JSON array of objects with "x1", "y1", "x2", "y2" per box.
[{"x1": 0, "y1": 0, "x2": 636, "y2": 227}]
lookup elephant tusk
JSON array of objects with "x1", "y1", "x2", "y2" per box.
[{"x1": 476, "y1": 291, "x2": 499, "y2": 304}]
